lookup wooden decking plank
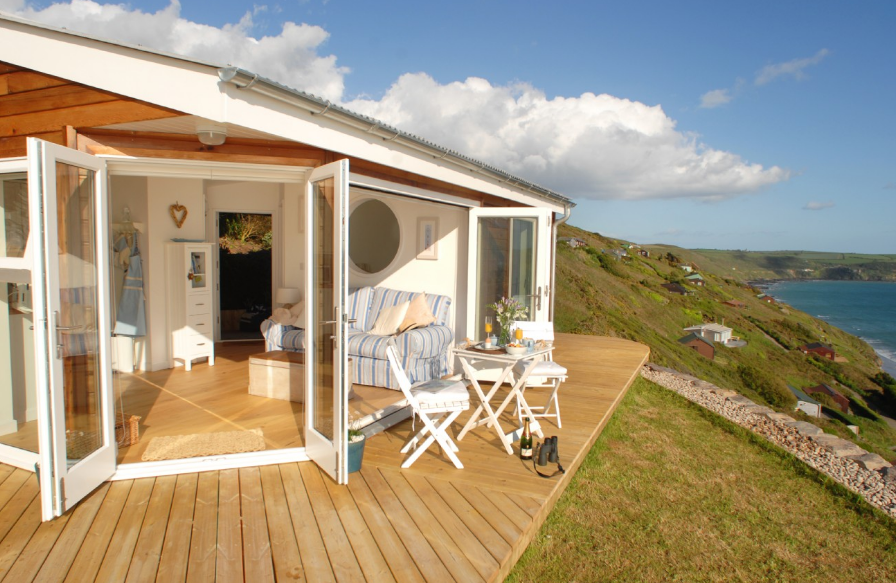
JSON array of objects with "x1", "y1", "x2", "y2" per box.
[
  {"x1": 94, "y1": 477, "x2": 156, "y2": 582},
  {"x1": 155, "y1": 473, "x2": 199, "y2": 583},
  {"x1": 279, "y1": 463, "x2": 336, "y2": 583},
  {"x1": 478, "y1": 486, "x2": 536, "y2": 532},
  {"x1": 0, "y1": 471, "x2": 37, "y2": 540},
  {"x1": 186, "y1": 471, "x2": 219, "y2": 582},
  {"x1": 32, "y1": 482, "x2": 111, "y2": 582},
  {"x1": 298, "y1": 463, "x2": 365, "y2": 583},
  {"x1": 125, "y1": 475, "x2": 177, "y2": 583},
  {"x1": 347, "y1": 472, "x2": 424, "y2": 583},
  {"x1": 214, "y1": 469, "x2": 243, "y2": 583},
  {"x1": 2, "y1": 495, "x2": 71, "y2": 583},
  {"x1": 258, "y1": 465, "x2": 304, "y2": 582},
  {"x1": 403, "y1": 472, "x2": 499, "y2": 580},
  {"x1": 426, "y1": 477, "x2": 511, "y2": 564},
  {"x1": 454, "y1": 482, "x2": 522, "y2": 546},
  {"x1": 324, "y1": 473, "x2": 395, "y2": 583},
  {"x1": 504, "y1": 492, "x2": 543, "y2": 518},
  {"x1": 0, "y1": 466, "x2": 15, "y2": 491},
  {"x1": 361, "y1": 468, "x2": 452, "y2": 583},
  {"x1": 63, "y1": 479, "x2": 133, "y2": 583},
  {"x1": 0, "y1": 495, "x2": 44, "y2": 578},
  {"x1": 239, "y1": 467, "x2": 275, "y2": 583},
  {"x1": 379, "y1": 468, "x2": 484, "y2": 583}
]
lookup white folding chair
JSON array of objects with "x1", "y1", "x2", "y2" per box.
[
  {"x1": 511, "y1": 321, "x2": 568, "y2": 428},
  {"x1": 385, "y1": 345, "x2": 470, "y2": 469}
]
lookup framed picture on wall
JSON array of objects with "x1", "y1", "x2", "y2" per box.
[{"x1": 417, "y1": 217, "x2": 438, "y2": 260}]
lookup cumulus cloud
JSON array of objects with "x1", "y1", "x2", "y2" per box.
[
  {"x1": 803, "y1": 201, "x2": 835, "y2": 211},
  {"x1": 755, "y1": 49, "x2": 830, "y2": 86},
  {"x1": 4, "y1": 1, "x2": 790, "y2": 201},
  {"x1": 699, "y1": 89, "x2": 733, "y2": 109},
  {"x1": 3, "y1": 0, "x2": 349, "y2": 100},
  {"x1": 346, "y1": 74, "x2": 789, "y2": 200}
]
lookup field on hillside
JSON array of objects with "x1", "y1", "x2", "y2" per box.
[
  {"x1": 507, "y1": 378, "x2": 896, "y2": 583},
  {"x1": 642, "y1": 246, "x2": 896, "y2": 281},
  {"x1": 554, "y1": 225, "x2": 896, "y2": 460}
]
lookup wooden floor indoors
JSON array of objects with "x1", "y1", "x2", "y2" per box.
[{"x1": 0, "y1": 333, "x2": 648, "y2": 582}]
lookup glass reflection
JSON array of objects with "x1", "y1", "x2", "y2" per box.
[{"x1": 312, "y1": 177, "x2": 335, "y2": 441}]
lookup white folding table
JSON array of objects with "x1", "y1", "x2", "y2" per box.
[{"x1": 453, "y1": 345, "x2": 552, "y2": 454}]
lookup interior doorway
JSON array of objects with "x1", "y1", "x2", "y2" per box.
[{"x1": 217, "y1": 212, "x2": 273, "y2": 341}]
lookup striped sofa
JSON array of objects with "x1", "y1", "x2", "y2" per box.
[{"x1": 260, "y1": 287, "x2": 453, "y2": 390}]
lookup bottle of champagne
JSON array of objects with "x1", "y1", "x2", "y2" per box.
[{"x1": 520, "y1": 417, "x2": 533, "y2": 460}]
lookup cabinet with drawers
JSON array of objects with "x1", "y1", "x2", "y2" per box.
[{"x1": 166, "y1": 243, "x2": 215, "y2": 371}]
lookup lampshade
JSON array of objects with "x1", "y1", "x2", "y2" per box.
[
  {"x1": 196, "y1": 123, "x2": 227, "y2": 146},
  {"x1": 276, "y1": 287, "x2": 301, "y2": 305}
]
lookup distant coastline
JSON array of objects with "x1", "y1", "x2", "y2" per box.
[{"x1": 767, "y1": 280, "x2": 896, "y2": 377}]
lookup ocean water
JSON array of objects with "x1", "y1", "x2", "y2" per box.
[{"x1": 768, "y1": 280, "x2": 896, "y2": 377}]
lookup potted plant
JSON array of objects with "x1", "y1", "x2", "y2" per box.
[{"x1": 347, "y1": 423, "x2": 366, "y2": 473}]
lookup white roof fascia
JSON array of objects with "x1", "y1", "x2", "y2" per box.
[{"x1": 0, "y1": 15, "x2": 570, "y2": 214}]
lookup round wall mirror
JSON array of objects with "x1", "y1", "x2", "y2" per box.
[{"x1": 349, "y1": 199, "x2": 400, "y2": 274}]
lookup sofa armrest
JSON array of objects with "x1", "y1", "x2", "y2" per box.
[{"x1": 260, "y1": 318, "x2": 305, "y2": 352}]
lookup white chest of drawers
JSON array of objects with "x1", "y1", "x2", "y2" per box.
[{"x1": 166, "y1": 243, "x2": 215, "y2": 371}]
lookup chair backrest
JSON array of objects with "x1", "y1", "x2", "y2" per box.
[
  {"x1": 513, "y1": 320, "x2": 555, "y2": 341},
  {"x1": 385, "y1": 344, "x2": 417, "y2": 405}
]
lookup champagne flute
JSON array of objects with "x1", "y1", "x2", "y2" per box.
[{"x1": 484, "y1": 316, "x2": 493, "y2": 336}]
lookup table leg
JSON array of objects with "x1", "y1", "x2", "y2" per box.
[{"x1": 456, "y1": 357, "x2": 515, "y2": 454}]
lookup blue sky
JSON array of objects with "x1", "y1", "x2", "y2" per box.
[{"x1": 5, "y1": 0, "x2": 895, "y2": 252}]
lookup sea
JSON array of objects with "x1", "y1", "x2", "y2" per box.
[{"x1": 766, "y1": 280, "x2": 896, "y2": 378}]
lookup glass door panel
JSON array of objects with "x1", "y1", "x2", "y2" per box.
[
  {"x1": 29, "y1": 139, "x2": 114, "y2": 520},
  {"x1": 305, "y1": 159, "x2": 349, "y2": 484},
  {"x1": 469, "y1": 208, "x2": 551, "y2": 341}
]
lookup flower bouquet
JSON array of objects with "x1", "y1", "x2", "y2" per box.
[{"x1": 487, "y1": 297, "x2": 529, "y2": 346}]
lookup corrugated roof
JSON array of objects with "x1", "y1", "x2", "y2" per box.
[{"x1": 678, "y1": 333, "x2": 714, "y2": 348}]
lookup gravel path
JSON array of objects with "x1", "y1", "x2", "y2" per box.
[{"x1": 641, "y1": 364, "x2": 896, "y2": 519}]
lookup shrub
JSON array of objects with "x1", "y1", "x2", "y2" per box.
[{"x1": 738, "y1": 364, "x2": 797, "y2": 409}]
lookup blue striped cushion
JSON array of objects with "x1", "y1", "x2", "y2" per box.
[{"x1": 347, "y1": 287, "x2": 375, "y2": 331}]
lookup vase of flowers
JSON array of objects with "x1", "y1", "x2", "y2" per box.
[{"x1": 488, "y1": 297, "x2": 529, "y2": 346}]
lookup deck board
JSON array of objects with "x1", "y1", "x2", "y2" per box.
[{"x1": 0, "y1": 333, "x2": 648, "y2": 582}]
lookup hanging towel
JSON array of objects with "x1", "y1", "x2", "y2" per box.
[{"x1": 115, "y1": 236, "x2": 147, "y2": 337}]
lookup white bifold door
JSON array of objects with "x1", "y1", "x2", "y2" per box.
[
  {"x1": 304, "y1": 159, "x2": 350, "y2": 484},
  {"x1": 467, "y1": 207, "x2": 553, "y2": 340},
  {"x1": 27, "y1": 139, "x2": 115, "y2": 521}
]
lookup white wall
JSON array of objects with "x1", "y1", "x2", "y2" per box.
[
  {"x1": 347, "y1": 188, "x2": 469, "y2": 338},
  {"x1": 145, "y1": 177, "x2": 205, "y2": 370}
]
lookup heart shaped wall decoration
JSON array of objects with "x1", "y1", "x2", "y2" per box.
[{"x1": 169, "y1": 203, "x2": 188, "y2": 229}]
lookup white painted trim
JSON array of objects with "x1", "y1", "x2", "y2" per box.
[
  {"x1": 349, "y1": 174, "x2": 480, "y2": 208},
  {"x1": 106, "y1": 159, "x2": 307, "y2": 183},
  {"x1": 0, "y1": 444, "x2": 38, "y2": 471},
  {"x1": 110, "y1": 447, "x2": 310, "y2": 481}
]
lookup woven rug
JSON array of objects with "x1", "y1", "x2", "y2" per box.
[{"x1": 141, "y1": 428, "x2": 265, "y2": 462}]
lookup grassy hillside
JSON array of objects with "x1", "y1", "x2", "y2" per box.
[
  {"x1": 643, "y1": 246, "x2": 896, "y2": 281},
  {"x1": 554, "y1": 224, "x2": 896, "y2": 460},
  {"x1": 508, "y1": 378, "x2": 896, "y2": 583}
]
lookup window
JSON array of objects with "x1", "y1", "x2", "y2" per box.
[{"x1": 349, "y1": 199, "x2": 400, "y2": 274}]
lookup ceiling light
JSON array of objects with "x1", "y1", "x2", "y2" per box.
[{"x1": 196, "y1": 123, "x2": 227, "y2": 146}]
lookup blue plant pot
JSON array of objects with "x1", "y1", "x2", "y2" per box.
[{"x1": 348, "y1": 436, "x2": 366, "y2": 473}]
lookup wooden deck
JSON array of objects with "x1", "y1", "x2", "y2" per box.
[{"x1": 0, "y1": 333, "x2": 648, "y2": 582}]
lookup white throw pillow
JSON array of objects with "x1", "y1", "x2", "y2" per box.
[
  {"x1": 368, "y1": 301, "x2": 410, "y2": 336},
  {"x1": 270, "y1": 307, "x2": 294, "y2": 326}
]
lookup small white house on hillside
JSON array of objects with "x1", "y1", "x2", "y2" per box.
[{"x1": 683, "y1": 323, "x2": 733, "y2": 344}]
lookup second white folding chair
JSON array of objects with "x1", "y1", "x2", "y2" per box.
[
  {"x1": 512, "y1": 321, "x2": 568, "y2": 428},
  {"x1": 385, "y1": 345, "x2": 470, "y2": 469}
]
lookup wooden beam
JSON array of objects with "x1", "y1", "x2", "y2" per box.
[
  {"x1": 0, "y1": 71, "x2": 69, "y2": 95},
  {"x1": 1, "y1": 100, "x2": 179, "y2": 138},
  {"x1": 0, "y1": 63, "x2": 22, "y2": 75},
  {"x1": 0, "y1": 130, "x2": 64, "y2": 158},
  {"x1": 0, "y1": 84, "x2": 119, "y2": 118}
]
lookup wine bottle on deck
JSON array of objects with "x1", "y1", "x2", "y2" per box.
[{"x1": 520, "y1": 417, "x2": 533, "y2": 460}]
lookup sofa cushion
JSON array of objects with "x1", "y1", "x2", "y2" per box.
[
  {"x1": 368, "y1": 301, "x2": 410, "y2": 336},
  {"x1": 347, "y1": 287, "x2": 376, "y2": 331},
  {"x1": 400, "y1": 293, "x2": 436, "y2": 331},
  {"x1": 370, "y1": 288, "x2": 451, "y2": 328}
]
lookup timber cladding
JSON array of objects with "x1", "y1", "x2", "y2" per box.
[
  {"x1": 0, "y1": 61, "x2": 517, "y2": 208},
  {"x1": 0, "y1": 61, "x2": 180, "y2": 157}
]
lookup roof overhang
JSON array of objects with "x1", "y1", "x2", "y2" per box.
[{"x1": 0, "y1": 14, "x2": 573, "y2": 214}]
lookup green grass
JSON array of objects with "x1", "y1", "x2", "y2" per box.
[{"x1": 507, "y1": 378, "x2": 896, "y2": 583}]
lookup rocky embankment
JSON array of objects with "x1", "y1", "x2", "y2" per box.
[{"x1": 641, "y1": 364, "x2": 896, "y2": 518}]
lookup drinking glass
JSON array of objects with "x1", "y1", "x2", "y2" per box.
[{"x1": 484, "y1": 316, "x2": 493, "y2": 335}]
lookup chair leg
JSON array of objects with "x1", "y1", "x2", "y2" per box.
[{"x1": 401, "y1": 410, "x2": 464, "y2": 469}]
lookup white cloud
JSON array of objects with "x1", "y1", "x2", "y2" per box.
[
  {"x1": 755, "y1": 49, "x2": 830, "y2": 86},
  {"x1": 4, "y1": 1, "x2": 790, "y2": 202},
  {"x1": 803, "y1": 201, "x2": 835, "y2": 211},
  {"x1": 4, "y1": 0, "x2": 349, "y2": 100},
  {"x1": 700, "y1": 88, "x2": 733, "y2": 109},
  {"x1": 346, "y1": 74, "x2": 789, "y2": 201}
]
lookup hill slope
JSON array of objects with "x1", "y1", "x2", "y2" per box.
[{"x1": 554, "y1": 224, "x2": 896, "y2": 460}]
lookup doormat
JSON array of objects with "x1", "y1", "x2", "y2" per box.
[{"x1": 141, "y1": 428, "x2": 265, "y2": 462}]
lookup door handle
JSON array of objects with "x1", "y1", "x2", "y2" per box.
[
  {"x1": 321, "y1": 320, "x2": 337, "y2": 325},
  {"x1": 527, "y1": 287, "x2": 542, "y2": 311}
]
